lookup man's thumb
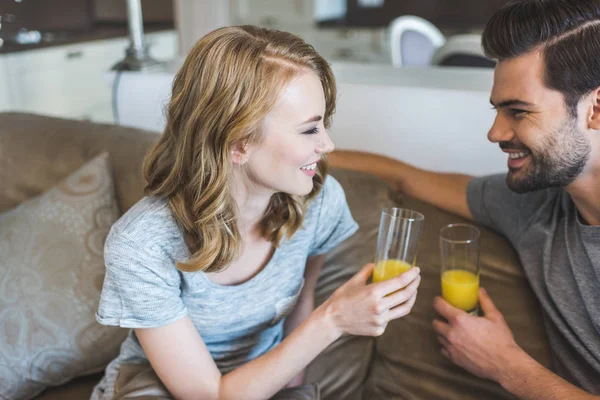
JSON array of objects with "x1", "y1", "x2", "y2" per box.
[{"x1": 480, "y1": 287, "x2": 500, "y2": 318}]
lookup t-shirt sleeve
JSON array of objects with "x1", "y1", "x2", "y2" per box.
[
  {"x1": 309, "y1": 175, "x2": 359, "y2": 256},
  {"x1": 466, "y1": 173, "x2": 552, "y2": 241},
  {"x1": 96, "y1": 228, "x2": 188, "y2": 329}
]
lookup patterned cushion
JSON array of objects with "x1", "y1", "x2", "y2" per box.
[{"x1": 0, "y1": 153, "x2": 128, "y2": 400}]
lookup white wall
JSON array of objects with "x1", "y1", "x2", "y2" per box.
[
  {"x1": 328, "y1": 64, "x2": 504, "y2": 175},
  {"x1": 114, "y1": 63, "x2": 504, "y2": 175},
  {"x1": 174, "y1": 0, "x2": 231, "y2": 56},
  {"x1": 0, "y1": 57, "x2": 14, "y2": 112}
]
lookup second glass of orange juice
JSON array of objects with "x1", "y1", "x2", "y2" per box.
[
  {"x1": 372, "y1": 208, "x2": 424, "y2": 283},
  {"x1": 439, "y1": 224, "x2": 481, "y2": 315}
]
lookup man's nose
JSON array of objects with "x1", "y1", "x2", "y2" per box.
[{"x1": 488, "y1": 114, "x2": 514, "y2": 143}]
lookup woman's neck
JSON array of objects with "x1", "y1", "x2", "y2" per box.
[{"x1": 231, "y1": 171, "x2": 274, "y2": 237}]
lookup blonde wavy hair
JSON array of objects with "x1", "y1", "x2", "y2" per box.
[{"x1": 143, "y1": 25, "x2": 337, "y2": 273}]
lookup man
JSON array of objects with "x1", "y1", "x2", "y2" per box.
[{"x1": 332, "y1": 0, "x2": 600, "y2": 398}]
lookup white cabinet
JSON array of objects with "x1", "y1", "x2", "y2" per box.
[
  {"x1": 0, "y1": 57, "x2": 12, "y2": 111},
  {"x1": 0, "y1": 30, "x2": 177, "y2": 123}
]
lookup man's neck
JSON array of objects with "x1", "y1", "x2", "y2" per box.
[{"x1": 566, "y1": 171, "x2": 600, "y2": 226}]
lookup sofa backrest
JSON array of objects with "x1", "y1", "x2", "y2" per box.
[{"x1": 0, "y1": 112, "x2": 158, "y2": 214}]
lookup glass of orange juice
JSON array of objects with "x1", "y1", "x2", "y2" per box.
[
  {"x1": 372, "y1": 208, "x2": 424, "y2": 283},
  {"x1": 440, "y1": 224, "x2": 481, "y2": 315}
]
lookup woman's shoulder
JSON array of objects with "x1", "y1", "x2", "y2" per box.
[
  {"x1": 306, "y1": 174, "x2": 346, "y2": 213},
  {"x1": 108, "y1": 196, "x2": 182, "y2": 250}
]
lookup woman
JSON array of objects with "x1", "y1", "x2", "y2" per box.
[{"x1": 91, "y1": 25, "x2": 421, "y2": 400}]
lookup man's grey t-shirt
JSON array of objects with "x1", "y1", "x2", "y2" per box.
[
  {"x1": 467, "y1": 174, "x2": 600, "y2": 393},
  {"x1": 92, "y1": 176, "x2": 358, "y2": 399}
]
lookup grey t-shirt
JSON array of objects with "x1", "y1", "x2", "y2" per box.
[
  {"x1": 91, "y1": 176, "x2": 358, "y2": 399},
  {"x1": 467, "y1": 174, "x2": 600, "y2": 393}
]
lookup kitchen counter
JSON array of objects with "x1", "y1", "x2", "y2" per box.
[{"x1": 0, "y1": 22, "x2": 174, "y2": 54}]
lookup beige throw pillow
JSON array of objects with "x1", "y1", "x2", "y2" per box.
[{"x1": 0, "y1": 153, "x2": 128, "y2": 400}]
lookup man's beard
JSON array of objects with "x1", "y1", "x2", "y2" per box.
[{"x1": 503, "y1": 118, "x2": 591, "y2": 194}]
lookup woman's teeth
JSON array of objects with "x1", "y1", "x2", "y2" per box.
[
  {"x1": 509, "y1": 151, "x2": 530, "y2": 159},
  {"x1": 301, "y1": 162, "x2": 317, "y2": 171}
]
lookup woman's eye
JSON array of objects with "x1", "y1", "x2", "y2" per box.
[{"x1": 303, "y1": 127, "x2": 319, "y2": 135}]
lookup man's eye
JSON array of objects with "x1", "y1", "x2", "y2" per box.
[
  {"x1": 303, "y1": 127, "x2": 319, "y2": 135},
  {"x1": 510, "y1": 109, "x2": 527, "y2": 117}
]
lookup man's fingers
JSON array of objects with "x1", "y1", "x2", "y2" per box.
[
  {"x1": 433, "y1": 296, "x2": 465, "y2": 321},
  {"x1": 479, "y1": 287, "x2": 501, "y2": 318},
  {"x1": 432, "y1": 318, "x2": 451, "y2": 339},
  {"x1": 436, "y1": 334, "x2": 451, "y2": 349}
]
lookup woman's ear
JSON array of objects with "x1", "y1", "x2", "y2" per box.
[
  {"x1": 231, "y1": 142, "x2": 250, "y2": 165},
  {"x1": 588, "y1": 87, "x2": 600, "y2": 130}
]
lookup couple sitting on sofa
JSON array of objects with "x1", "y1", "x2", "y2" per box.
[{"x1": 91, "y1": 0, "x2": 600, "y2": 399}]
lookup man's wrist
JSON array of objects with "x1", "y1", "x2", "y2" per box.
[{"x1": 495, "y1": 345, "x2": 537, "y2": 391}]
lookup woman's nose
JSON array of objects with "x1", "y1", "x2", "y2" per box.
[{"x1": 316, "y1": 130, "x2": 335, "y2": 154}]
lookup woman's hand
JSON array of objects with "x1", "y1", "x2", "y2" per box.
[{"x1": 323, "y1": 263, "x2": 421, "y2": 337}]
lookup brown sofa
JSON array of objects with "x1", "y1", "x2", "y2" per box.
[{"x1": 0, "y1": 112, "x2": 552, "y2": 400}]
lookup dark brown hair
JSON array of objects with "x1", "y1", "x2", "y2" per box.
[{"x1": 482, "y1": 0, "x2": 600, "y2": 116}]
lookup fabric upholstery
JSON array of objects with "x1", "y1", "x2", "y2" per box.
[
  {"x1": 362, "y1": 195, "x2": 553, "y2": 399},
  {"x1": 0, "y1": 113, "x2": 552, "y2": 400},
  {"x1": 306, "y1": 167, "x2": 403, "y2": 400},
  {"x1": 0, "y1": 154, "x2": 126, "y2": 400},
  {"x1": 0, "y1": 112, "x2": 159, "y2": 215}
]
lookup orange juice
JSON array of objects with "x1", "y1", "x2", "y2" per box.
[
  {"x1": 441, "y1": 269, "x2": 479, "y2": 311},
  {"x1": 372, "y1": 259, "x2": 412, "y2": 283}
]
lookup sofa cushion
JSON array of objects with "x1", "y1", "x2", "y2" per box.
[
  {"x1": 0, "y1": 112, "x2": 159, "y2": 215},
  {"x1": 308, "y1": 167, "x2": 552, "y2": 400},
  {"x1": 0, "y1": 153, "x2": 128, "y2": 400},
  {"x1": 306, "y1": 167, "x2": 403, "y2": 400},
  {"x1": 362, "y1": 194, "x2": 553, "y2": 399}
]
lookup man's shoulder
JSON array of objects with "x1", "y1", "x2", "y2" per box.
[{"x1": 467, "y1": 173, "x2": 563, "y2": 232}]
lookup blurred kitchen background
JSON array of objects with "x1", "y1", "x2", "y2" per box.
[{"x1": 0, "y1": 0, "x2": 509, "y2": 125}]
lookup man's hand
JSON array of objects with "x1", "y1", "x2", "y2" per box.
[{"x1": 432, "y1": 287, "x2": 523, "y2": 382}]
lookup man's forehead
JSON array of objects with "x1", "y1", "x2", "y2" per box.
[{"x1": 491, "y1": 51, "x2": 545, "y2": 105}]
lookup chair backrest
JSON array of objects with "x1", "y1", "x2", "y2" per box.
[
  {"x1": 389, "y1": 15, "x2": 446, "y2": 67},
  {"x1": 431, "y1": 34, "x2": 496, "y2": 68}
]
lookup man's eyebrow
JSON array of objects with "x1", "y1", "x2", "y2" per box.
[
  {"x1": 489, "y1": 99, "x2": 535, "y2": 108},
  {"x1": 298, "y1": 115, "x2": 322, "y2": 125}
]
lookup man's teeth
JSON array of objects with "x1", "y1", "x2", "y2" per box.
[
  {"x1": 509, "y1": 152, "x2": 530, "y2": 159},
  {"x1": 301, "y1": 162, "x2": 317, "y2": 171}
]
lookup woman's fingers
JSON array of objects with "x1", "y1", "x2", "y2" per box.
[
  {"x1": 381, "y1": 274, "x2": 421, "y2": 310},
  {"x1": 386, "y1": 292, "x2": 418, "y2": 320},
  {"x1": 372, "y1": 266, "x2": 420, "y2": 298}
]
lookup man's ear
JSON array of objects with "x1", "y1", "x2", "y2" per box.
[
  {"x1": 231, "y1": 142, "x2": 250, "y2": 165},
  {"x1": 588, "y1": 87, "x2": 600, "y2": 130}
]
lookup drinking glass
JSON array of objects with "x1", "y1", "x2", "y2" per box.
[
  {"x1": 440, "y1": 224, "x2": 481, "y2": 315},
  {"x1": 372, "y1": 207, "x2": 424, "y2": 283}
]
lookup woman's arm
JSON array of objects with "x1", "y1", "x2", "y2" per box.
[
  {"x1": 136, "y1": 263, "x2": 421, "y2": 400},
  {"x1": 283, "y1": 255, "x2": 326, "y2": 386}
]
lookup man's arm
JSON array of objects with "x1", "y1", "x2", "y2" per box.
[
  {"x1": 433, "y1": 288, "x2": 599, "y2": 400},
  {"x1": 328, "y1": 150, "x2": 474, "y2": 220}
]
